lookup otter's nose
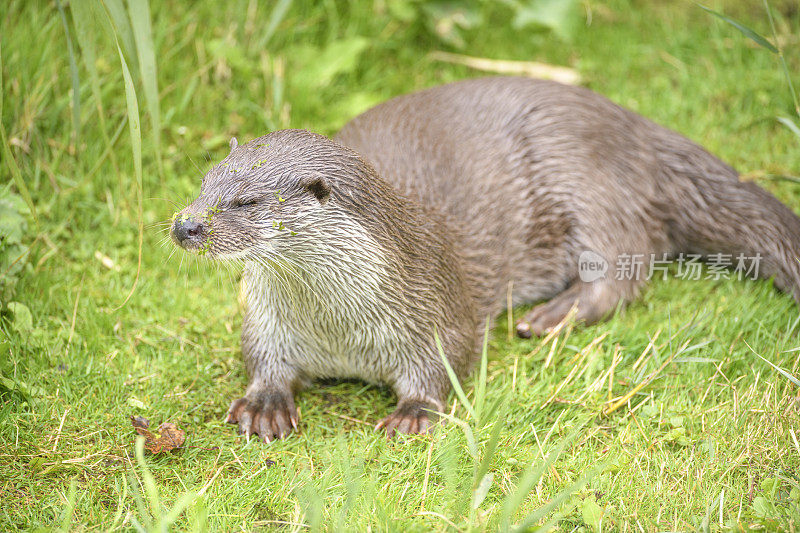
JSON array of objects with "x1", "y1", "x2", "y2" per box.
[{"x1": 172, "y1": 217, "x2": 203, "y2": 246}]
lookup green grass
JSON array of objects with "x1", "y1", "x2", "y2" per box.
[{"x1": 2, "y1": 0, "x2": 800, "y2": 530}]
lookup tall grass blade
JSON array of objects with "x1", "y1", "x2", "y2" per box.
[
  {"x1": 437, "y1": 410, "x2": 478, "y2": 458},
  {"x1": 107, "y1": 474, "x2": 129, "y2": 530},
  {"x1": 475, "y1": 316, "x2": 490, "y2": 421},
  {"x1": 104, "y1": 0, "x2": 138, "y2": 69},
  {"x1": 55, "y1": 479, "x2": 78, "y2": 533},
  {"x1": 258, "y1": 0, "x2": 293, "y2": 49},
  {"x1": 474, "y1": 404, "x2": 507, "y2": 487},
  {"x1": 699, "y1": 490, "x2": 723, "y2": 533},
  {"x1": 114, "y1": 40, "x2": 144, "y2": 309},
  {"x1": 335, "y1": 437, "x2": 365, "y2": 529},
  {"x1": 744, "y1": 340, "x2": 800, "y2": 387},
  {"x1": 127, "y1": 0, "x2": 164, "y2": 179},
  {"x1": 763, "y1": 0, "x2": 800, "y2": 118},
  {"x1": 69, "y1": 0, "x2": 122, "y2": 178},
  {"x1": 513, "y1": 466, "x2": 599, "y2": 532},
  {"x1": 435, "y1": 329, "x2": 477, "y2": 421},
  {"x1": 128, "y1": 473, "x2": 153, "y2": 530},
  {"x1": 698, "y1": 5, "x2": 778, "y2": 53},
  {"x1": 129, "y1": 438, "x2": 199, "y2": 529},
  {"x1": 472, "y1": 472, "x2": 494, "y2": 510},
  {"x1": 160, "y1": 491, "x2": 200, "y2": 529},
  {"x1": 298, "y1": 483, "x2": 323, "y2": 530},
  {"x1": 778, "y1": 117, "x2": 800, "y2": 140},
  {"x1": 701, "y1": 3, "x2": 798, "y2": 119},
  {"x1": 499, "y1": 425, "x2": 582, "y2": 530},
  {"x1": 56, "y1": 0, "x2": 81, "y2": 146},
  {"x1": 135, "y1": 438, "x2": 161, "y2": 519},
  {"x1": 0, "y1": 42, "x2": 37, "y2": 221}
]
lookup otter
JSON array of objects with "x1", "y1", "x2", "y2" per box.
[{"x1": 171, "y1": 77, "x2": 800, "y2": 441}]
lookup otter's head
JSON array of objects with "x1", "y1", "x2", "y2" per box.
[{"x1": 171, "y1": 129, "x2": 367, "y2": 262}]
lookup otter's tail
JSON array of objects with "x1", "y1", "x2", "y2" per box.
[{"x1": 655, "y1": 130, "x2": 800, "y2": 302}]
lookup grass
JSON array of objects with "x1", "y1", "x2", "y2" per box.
[{"x1": 1, "y1": 0, "x2": 800, "y2": 530}]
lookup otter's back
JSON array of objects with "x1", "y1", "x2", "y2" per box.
[
  {"x1": 335, "y1": 77, "x2": 664, "y2": 308},
  {"x1": 338, "y1": 77, "x2": 657, "y2": 213}
]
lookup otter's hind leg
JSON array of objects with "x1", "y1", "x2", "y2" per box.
[
  {"x1": 513, "y1": 162, "x2": 669, "y2": 338},
  {"x1": 516, "y1": 278, "x2": 641, "y2": 338}
]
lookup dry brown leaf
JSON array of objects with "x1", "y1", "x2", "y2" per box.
[
  {"x1": 131, "y1": 415, "x2": 150, "y2": 429},
  {"x1": 130, "y1": 415, "x2": 186, "y2": 453}
]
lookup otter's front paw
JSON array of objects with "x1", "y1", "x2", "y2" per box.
[
  {"x1": 225, "y1": 391, "x2": 298, "y2": 442},
  {"x1": 376, "y1": 400, "x2": 438, "y2": 438}
]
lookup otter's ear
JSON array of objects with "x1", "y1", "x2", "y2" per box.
[{"x1": 300, "y1": 175, "x2": 331, "y2": 205}]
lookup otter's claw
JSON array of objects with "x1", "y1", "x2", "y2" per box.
[
  {"x1": 226, "y1": 392, "x2": 298, "y2": 442},
  {"x1": 377, "y1": 401, "x2": 437, "y2": 438}
]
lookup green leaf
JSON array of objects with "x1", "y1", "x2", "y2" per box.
[
  {"x1": 664, "y1": 427, "x2": 691, "y2": 446},
  {"x1": 422, "y1": 2, "x2": 483, "y2": 48},
  {"x1": 0, "y1": 372, "x2": 45, "y2": 399},
  {"x1": 135, "y1": 437, "x2": 162, "y2": 521},
  {"x1": 116, "y1": 42, "x2": 142, "y2": 200},
  {"x1": 56, "y1": 480, "x2": 78, "y2": 531},
  {"x1": 297, "y1": 37, "x2": 369, "y2": 88},
  {"x1": 752, "y1": 496, "x2": 775, "y2": 518},
  {"x1": 7, "y1": 302, "x2": 33, "y2": 336},
  {"x1": 127, "y1": 397, "x2": 147, "y2": 410},
  {"x1": 0, "y1": 189, "x2": 28, "y2": 244},
  {"x1": 581, "y1": 497, "x2": 604, "y2": 530},
  {"x1": 699, "y1": 5, "x2": 778, "y2": 53},
  {"x1": 760, "y1": 476, "x2": 779, "y2": 494},
  {"x1": 510, "y1": 0, "x2": 581, "y2": 42},
  {"x1": 668, "y1": 415, "x2": 684, "y2": 428}
]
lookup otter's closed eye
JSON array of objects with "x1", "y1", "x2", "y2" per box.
[{"x1": 231, "y1": 198, "x2": 258, "y2": 208}]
